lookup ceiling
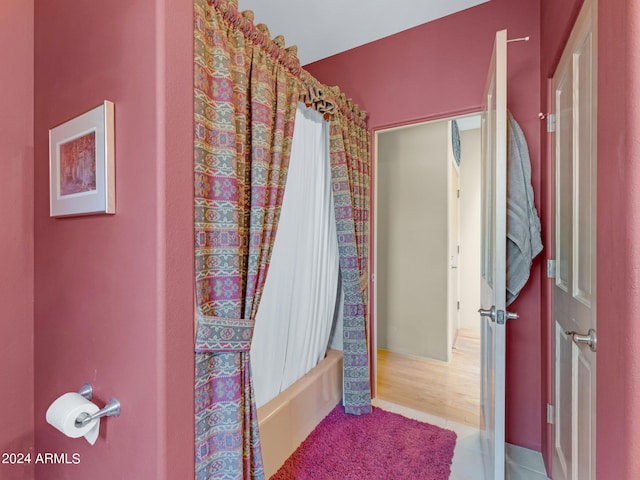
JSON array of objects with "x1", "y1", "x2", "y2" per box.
[{"x1": 237, "y1": 0, "x2": 489, "y2": 65}]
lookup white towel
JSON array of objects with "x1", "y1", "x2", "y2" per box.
[{"x1": 506, "y1": 112, "x2": 543, "y2": 305}]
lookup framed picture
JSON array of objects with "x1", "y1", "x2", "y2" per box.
[{"x1": 49, "y1": 101, "x2": 115, "y2": 217}]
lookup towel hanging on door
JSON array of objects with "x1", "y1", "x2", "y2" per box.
[{"x1": 506, "y1": 112, "x2": 543, "y2": 305}]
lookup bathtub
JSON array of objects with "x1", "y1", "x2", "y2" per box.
[{"x1": 257, "y1": 348, "x2": 343, "y2": 477}]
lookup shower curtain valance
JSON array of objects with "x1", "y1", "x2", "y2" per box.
[
  {"x1": 205, "y1": 0, "x2": 368, "y2": 129},
  {"x1": 194, "y1": 0, "x2": 371, "y2": 477}
]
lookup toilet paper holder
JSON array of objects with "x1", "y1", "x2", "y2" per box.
[{"x1": 75, "y1": 383, "x2": 121, "y2": 428}]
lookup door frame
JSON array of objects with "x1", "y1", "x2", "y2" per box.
[
  {"x1": 448, "y1": 143, "x2": 461, "y2": 352},
  {"x1": 369, "y1": 111, "x2": 482, "y2": 397}
]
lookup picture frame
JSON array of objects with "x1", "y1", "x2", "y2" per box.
[{"x1": 49, "y1": 100, "x2": 115, "y2": 217}]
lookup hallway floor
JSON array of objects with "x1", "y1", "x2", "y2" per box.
[
  {"x1": 377, "y1": 328, "x2": 481, "y2": 427},
  {"x1": 372, "y1": 399, "x2": 551, "y2": 480}
]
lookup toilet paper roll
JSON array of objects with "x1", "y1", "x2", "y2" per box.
[{"x1": 46, "y1": 392, "x2": 100, "y2": 445}]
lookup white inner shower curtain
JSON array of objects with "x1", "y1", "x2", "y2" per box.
[{"x1": 251, "y1": 103, "x2": 343, "y2": 409}]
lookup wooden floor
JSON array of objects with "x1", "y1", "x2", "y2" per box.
[{"x1": 376, "y1": 328, "x2": 481, "y2": 428}]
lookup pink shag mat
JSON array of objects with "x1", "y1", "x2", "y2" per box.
[{"x1": 270, "y1": 405, "x2": 457, "y2": 480}]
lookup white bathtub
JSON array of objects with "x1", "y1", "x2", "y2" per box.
[{"x1": 257, "y1": 349, "x2": 343, "y2": 477}]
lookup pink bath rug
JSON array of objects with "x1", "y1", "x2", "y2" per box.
[{"x1": 270, "y1": 405, "x2": 456, "y2": 480}]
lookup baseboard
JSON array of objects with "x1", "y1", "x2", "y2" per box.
[{"x1": 506, "y1": 443, "x2": 548, "y2": 475}]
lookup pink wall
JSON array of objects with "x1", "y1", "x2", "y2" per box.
[
  {"x1": 0, "y1": 1, "x2": 35, "y2": 479},
  {"x1": 158, "y1": 0, "x2": 196, "y2": 477},
  {"x1": 33, "y1": 1, "x2": 193, "y2": 478},
  {"x1": 596, "y1": 0, "x2": 640, "y2": 478},
  {"x1": 306, "y1": 0, "x2": 543, "y2": 451}
]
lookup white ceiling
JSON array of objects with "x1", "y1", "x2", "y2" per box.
[{"x1": 237, "y1": 0, "x2": 489, "y2": 65}]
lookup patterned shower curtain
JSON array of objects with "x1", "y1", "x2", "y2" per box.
[
  {"x1": 194, "y1": 0, "x2": 373, "y2": 477},
  {"x1": 193, "y1": 0, "x2": 299, "y2": 477},
  {"x1": 328, "y1": 104, "x2": 372, "y2": 414}
]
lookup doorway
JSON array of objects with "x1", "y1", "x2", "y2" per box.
[{"x1": 373, "y1": 114, "x2": 483, "y2": 427}]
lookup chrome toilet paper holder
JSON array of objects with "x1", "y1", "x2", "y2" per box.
[{"x1": 75, "y1": 383, "x2": 121, "y2": 428}]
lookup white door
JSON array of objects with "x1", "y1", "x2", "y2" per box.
[
  {"x1": 479, "y1": 29, "x2": 511, "y2": 480},
  {"x1": 551, "y1": 1, "x2": 597, "y2": 479}
]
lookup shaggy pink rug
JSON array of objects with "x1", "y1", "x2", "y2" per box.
[{"x1": 270, "y1": 405, "x2": 457, "y2": 480}]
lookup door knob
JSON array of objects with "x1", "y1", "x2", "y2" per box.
[
  {"x1": 479, "y1": 306, "x2": 518, "y2": 324},
  {"x1": 566, "y1": 328, "x2": 597, "y2": 352},
  {"x1": 478, "y1": 306, "x2": 496, "y2": 321}
]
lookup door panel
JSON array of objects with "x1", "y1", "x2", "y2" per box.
[
  {"x1": 552, "y1": 1, "x2": 597, "y2": 479},
  {"x1": 555, "y1": 71, "x2": 573, "y2": 294},
  {"x1": 576, "y1": 347, "x2": 594, "y2": 480},
  {"x1": 574, "y1": 32, "x2": 595, "y2": 306},
  {"x1": 554, "y1": 325, "x2": 572, "y2": 479}
]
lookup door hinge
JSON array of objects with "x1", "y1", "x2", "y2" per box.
[
  {"x1": 547, "y1": 113, "x2": 556, "y2": 133},
  {"x1": 457, "y1": 301, "x2": 460, "y2": 311},
  {"x1": 546, "y1": 259, "x2": 556, "y2": 278},
  {"x1": 547, "y1": 404, "x2": 555, "y2": 425},
  {"x1": 457, "y1": 189, "x2": 460, "y2": 199}
]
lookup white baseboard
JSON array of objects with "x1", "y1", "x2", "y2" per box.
[{"x1": 506, "y1": 443, "x2": 548, "y2": 476}]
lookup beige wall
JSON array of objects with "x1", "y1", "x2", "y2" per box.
[
  {"x1": 377, "y1": 121, "x2": 449, "y2": 361},
  {"x1": 459, "y1": 128, "x2": 482, "y2": 331}
]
